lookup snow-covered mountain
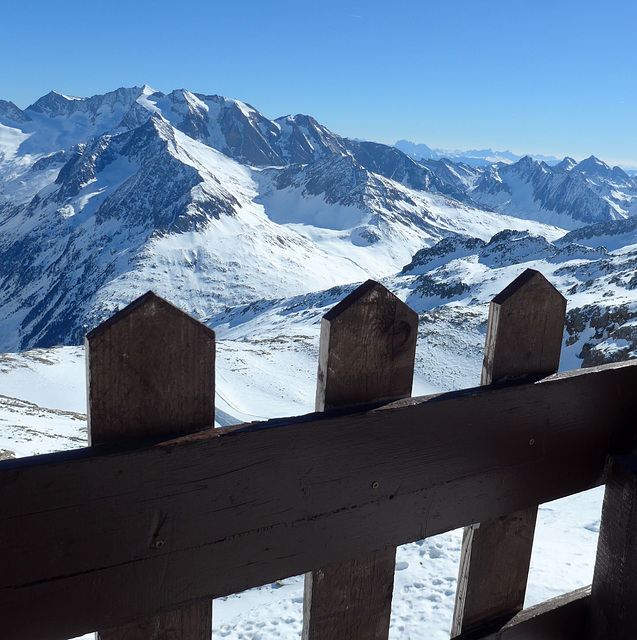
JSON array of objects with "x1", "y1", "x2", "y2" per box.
[
  {"x1": 470, "y1": 155, "x2": 637, "y2": 228},
  {"x1": 0, "y1": 86, "x2": 565, "y2": 352},
  {"x1": 1, "y1": 84, "x2": 637, "y2": 361},
  {"x1": 2, "y1": 85, "x2": 635, "y2": 640}
]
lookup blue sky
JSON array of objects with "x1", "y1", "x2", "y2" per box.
[{"x1": 2, "y1": 0, "x2": 636, "y2": 165}]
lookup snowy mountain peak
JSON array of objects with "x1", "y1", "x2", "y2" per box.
[
  {"x1": 0, "y1": 100, "x2": 31, "y2": 124},
  {"x1": 27, "y1": 90, "x2": 76, "y2": 116},
  {"x1": 515, "y1": 155, "x2": 538, "y2": 169},
  {"x1": 574, "y1": 155, "x2": 611, "y2": 177},
  {"x1": 553, "y1": 157, "x2": 578, "y2": 172},
  {"x1": 27, "y1": 87, "x2": 145, "y2": 120}
]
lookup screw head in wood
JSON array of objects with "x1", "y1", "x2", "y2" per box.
[
  {"x1": 153, "y1": 539, "x2": 165, "y2": 549},
  {"x1": 529, "y1": 438, "x2": 535, "y2": 446},
  {"x1": 372, "y1": 481, "x2": 380, "y2": 489}
]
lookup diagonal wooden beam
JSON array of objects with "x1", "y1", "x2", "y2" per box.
[
  {"x1": 0, "y1": 360, "x2": 635, "y2": 640},
  {"x1": 453, "y1": 587, "x2": 590, "y2": 640}
]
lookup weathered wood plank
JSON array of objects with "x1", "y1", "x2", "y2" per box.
[
  {"x1": 87, "y1": 292, "x2": 215, "y2": 640},
  {"x1": 315, "y1": 279, "x2": 418, "y2": 410},
  {"x1": 481, "y1": 269, "x2": 566, "y2": 384},
  {"x1": 303, "y1": 280, "x2": 418, "y2": 640},
  {"x1": 589, "y1": 455, "x2": 637, "y2": 640},
  {"x1": 454, "y1": 587, "x2": 590, "y2": 640},
  {"x1": 0, "y1": 361, "x2": 635, "y2": 640},
  {"x1": 87, "y1": 291, "x2": 216, "y2": 444},
  {"x1": 99, "y1": 602, "x2": 213, "y2": 640},
  {"x1": 303, "y1": 549, "x2": 397, "y2": 640},
  {"x1": 452, "y1": 268, "x2": 566, "y2": 635}
]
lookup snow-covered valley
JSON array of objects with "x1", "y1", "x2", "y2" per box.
[{"x1": 0, "y1": 85, "x2": 634, "y2": 638}]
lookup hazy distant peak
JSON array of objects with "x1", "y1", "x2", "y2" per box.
[
  {"x1": 395, "y1": 140, "x2": 559, "y2": 167},
  {"x1": 0, "y1": 99, "x2": 31, "y2": 123},
  {"x1": 554, "y1": 156, "x2": 577, "y2": 172},
  {"x1": 575, "y1": 155, "x2": 611, "y2": 174},
  {"x1": 395, "y1": 139, "x2": 435, "y2": 157}
]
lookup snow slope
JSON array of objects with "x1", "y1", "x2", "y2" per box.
[
  {"x1": 0, "y1": 326, "x2": 603, "y2": 640},
  {"x1": 0, "y1": 110, "x2": 562, "y2": 353},
  {"x1": 0, "y1": 85, "x2": 632, "y2": 639}
]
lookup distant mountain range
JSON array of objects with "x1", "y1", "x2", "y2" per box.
[
  {"x1": 394, "y1": 139, "x2": 561, "y2": 167},
  {"x1": 1, "y1": 85, "x2": 637, "y2": 374}
]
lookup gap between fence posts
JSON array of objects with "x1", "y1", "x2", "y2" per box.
[
  {"x1": 86, "y1": 291, "x2": 215, "y2": 640},
  {"x1": 451, "y1": 268, "x2": 567, "y2": 636},
  {"x1": 302, "y1": 279, "x2": 418, "y2": 640}
]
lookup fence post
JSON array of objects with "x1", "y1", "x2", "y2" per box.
[
  {"x1": 451, "y1": 268, "x2": 566, "y2": 635},
  {"x1": 589, "y1": 455, "x2": 637, "y2": 639},
  {"x1": 86, "y1": 291, "x2": 215, "y2": 640},
  {"x1": 302, "y1": 279, "x2": 418, "y2": 640}
]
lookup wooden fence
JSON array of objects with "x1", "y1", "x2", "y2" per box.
[{"x1": 1, "y1": 268, "x2": 636, "y2": 640}]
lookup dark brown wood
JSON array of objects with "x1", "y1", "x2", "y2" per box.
[
  {"x1": 589, "y1": 455, "x2": 637, "y2": 640},
  {"x1": 454, "y1": 587, "x2": 590, "y2": 640},
  {"x1": 87, "y1": 291, "x2": 216, "y2": 444},
  {"x1": 482, "y1": 268, "x2": 566, "y2": 385},
  {"x1": 303, "y1": 549, "x2": 397, "y2": 640},
  {"x1": 99, "y1": 602, "x2": 212, "y2": 640},
  {"x1": 316, "y1": 279, "x2": 418, "y2": 410},
  {"x1": 452, "y1": 269, "x2": 566, "y2": 635},
  {"x1": 0, "y1": 361, "x2": 635, "y2": 640},
  {"x1": 87, "y1": 291, "x2": 215, "y2": 640},
  {"x1": 303, "y1": 280, "x2": 418, "y2": 640}
]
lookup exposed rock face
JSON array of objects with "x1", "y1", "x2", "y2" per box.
[
  {"x1": 566, "y1": 305, "x2": 637, "y2": 367},
  {"x1": 470, "y1": 155, "x2": 637, "y2": 226},
  {"x1": 1, "y1": 85, "x2": 637, "y2": 368},
  {"x1": 0, "y1": 100, "x2": 31, "y2": 123}
]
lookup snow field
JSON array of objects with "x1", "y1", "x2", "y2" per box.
[{"x1": 0, "y1": 337, "x2": 604, "y2": 639}]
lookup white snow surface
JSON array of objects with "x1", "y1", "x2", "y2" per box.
[
  {"x1": 0, "y1": 302, "x2": 604, "y2": 639},
  {"x1": 0, "y1": 86, "x2": 630, "y2": 639}
]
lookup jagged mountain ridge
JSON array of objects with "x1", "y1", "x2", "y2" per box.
[
  {"x1": 3, "y1": 86, "x2": 634, "y2": 224},
  {"x1": 470, "y1": 155, "x2": 637, "y2": 227},
  {"x1": 1, "y1": 87, "x2": 563, "y2": 352},
  {"x1": 212, "y1": 221, "x2": 637, "y2": 393},
  {"x1": 0, "y1": 85, "x2": 636, "y2": 355}
]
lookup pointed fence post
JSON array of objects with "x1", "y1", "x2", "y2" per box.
[
  {"x1": 302, "y1": 279, "x2": 418, "y2": 640},
  {"x1": 451, "y1": 268, "x2": 567, "y2": 635},
  {"x1": 86, "y1": 292, "x2": 215, "y2": 640},
  {"x1": 589, "y1": 455, "x2": 637, "y2": 640}
]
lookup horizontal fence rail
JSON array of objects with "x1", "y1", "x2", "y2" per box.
[
  {"x1": 2, "y1": 359, "x2": 637, "y2": 639},
  {"x1": 3, "y1": 270, "x2": 637, "y2": 640}
]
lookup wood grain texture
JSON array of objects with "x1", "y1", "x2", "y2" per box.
[
  {"x1": 482, "y1": 269, "x2": 566, "y2": 385},
  {"x1": 316, "y1": 279, "x2": 418, "y2": 410},
  {"x1": 303, "y1": 549, "x2": 397, "y2": 640},
  {"x1": 87, "y1": 291, "x2": 215, "y2": 640},
  {"x1": 452, "y1": 269, "x2": 566, "y2": 636},
  {"x1": 454, "y1": 587, "x2": 590, "y2": 640},
  {"x1": 87, "y1": 291, "x2": 216, "y2": 445},
  {"x1": 1, "y1": 361, "x2": 636, "y2": 640},
  {"x1": 589, "y1": 455, "x2": 637, "y2": 640},
  {"x1": 99, "y1": 602, "x2": 212, "y2": 640},
  {"x1": 303, "y1": 280, "x2": 417, "y2": 640}
]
